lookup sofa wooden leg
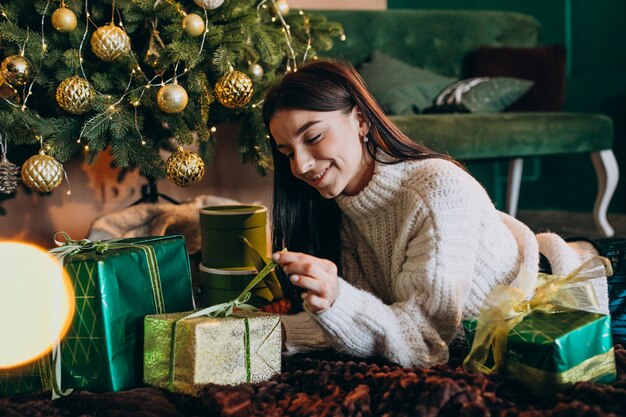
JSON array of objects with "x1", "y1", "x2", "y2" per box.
[
  {"x1": 505, "y1": 158, "x2": 523, "y2": 218},
  {"x1": 591, "y1": 149, "x2": 619, "y2": 237}
]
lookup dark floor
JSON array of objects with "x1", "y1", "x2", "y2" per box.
[{"x1": 517, "y1": 210, "x2": 626, "y2": 239}]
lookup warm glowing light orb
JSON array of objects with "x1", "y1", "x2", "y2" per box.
[{"x1": 0, "y1": 242, "x2": 75, "y2": 368}]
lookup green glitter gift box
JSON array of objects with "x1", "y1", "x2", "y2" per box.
[
  {"x1": 144, "y1": 310, "x2": 281, "y2": 395},
  {"x1": 0, "y1": 235, "x2": 194, "y2": 397},
  {"x1": 144, "y1": 254, "x2": 282, "y2": 394}
]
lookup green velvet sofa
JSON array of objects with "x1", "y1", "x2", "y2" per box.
[{"x1": 320, "y1": 9, "x2": 618, "y2": 237}]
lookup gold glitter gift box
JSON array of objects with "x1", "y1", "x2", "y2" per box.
[{"x1": 143, "y1": 310, "x2": 281, "y2": 394}]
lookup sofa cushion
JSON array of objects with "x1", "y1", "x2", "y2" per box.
[
  {"x1": 464, "y1": 45, "x2": 567, "y2": 111},
  {"x1": 391, "y1": 113, "x2": 613, "y2": 159},
  {"x1": 426, "y1": 77, "x2": 534, "y2": 113},
  {"x1": 358, "y1": 52, "x2": 456, "y2": 115}
]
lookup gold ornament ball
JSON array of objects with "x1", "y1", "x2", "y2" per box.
[
  {"x1": 248, "y1": 63, "x2": 264, "y2": 80},
  {"x1": 21, "y1": 150, "x2": 63, "y2": 193},
  {"x1": 1, "y1": 55, "x2": 32, "y2": 87},
  {"x1": 51, "y1": 6, "x2": 77, "y2": 33},
  {"x1": 165, "y1": 148, "x2": 205, "y2": 187},
  {"x1": 56, "y1": 76, "x2": 93, "y2": 115},
  {"x1": 214, "y1": 70, "x2": 253, "y2": 108},
  {"x1": 182, "y1": 13, "x2": 205, "y2": 37},
  {"x1": 269, "y1": 0, "x2": 290, "y2": 17},
  {"x1": 193, "y1": 0, "x2": 224, "y2": 10},
  {"x1": 90, "y1": 23, "x2": 131, "y2": 62},
  {"x1": 157, "y1": 83, "x2": 188, "y2": 114}
]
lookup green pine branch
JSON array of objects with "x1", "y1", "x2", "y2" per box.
[{"x1": 0, "y1": 0, "x2": 343, "y2": 200}]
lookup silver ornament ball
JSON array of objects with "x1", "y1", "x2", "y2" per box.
[
  {"x1": 248, "y1": 63, "x2": 264, "y2": 80},
  {"x1": 193, "y1": 0, "x2": 224, "y2": 10}
]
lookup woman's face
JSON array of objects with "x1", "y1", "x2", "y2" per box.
[{"x1": 269, "y1": 107, "x2": 373, "y2": 199}]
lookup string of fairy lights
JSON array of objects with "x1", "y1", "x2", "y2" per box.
[{"x1": 0, "y1": 0, "x2": 345, "y2": 194}]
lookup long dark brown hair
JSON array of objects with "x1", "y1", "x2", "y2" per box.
[{"x1": 263, "y1": 60, "x2": 460, "y2": 311}]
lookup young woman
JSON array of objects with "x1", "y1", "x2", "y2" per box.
[{"x1": 262, "y1": 60, "x2": 605, "y2": 368}]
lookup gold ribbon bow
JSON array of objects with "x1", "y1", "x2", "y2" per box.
[{"x1": 463, "y1": 256, "x2": 612, "y2": 375}]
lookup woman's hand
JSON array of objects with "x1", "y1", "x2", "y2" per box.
[{"x1": 272, "y1": 251, "x2": 339, "y2": 313}]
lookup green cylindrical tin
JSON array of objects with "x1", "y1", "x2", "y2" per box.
[
  {"x1": 200, "y1": 205, "x2": 267, "y2": 268},
  {"x1": 197, "y1": 264, "x2": 273, "y2": 308}
]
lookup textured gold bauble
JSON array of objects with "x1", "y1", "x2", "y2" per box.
[
  {"x1": 269, "y1": 0, "x2": 290, "y2": 17},
  {"x1": 214, "y1": 70, "x2": 253, "y2": 108},
  {"x1": 193, "y1": 0, "x2": 224, "y2": 10},
  {"x1": 0, "y1": 72, "x2": 16, "y2": 98},
  {"x1": 165, "y1": 148, "x2": 205, "y2": 187},
  {"x1": 21, "y1": 150, "x2": 63, "y2": 193},
  {"x1": 248, "y1": 63, "x2": 264, "y2": 80},
  {"x1": 157, "y1": 83, "x2": 188, "y2": 114},
  {"x1": 90, "y1": 23, "x2": 131, "y2": 62},
  {"x1": 56, "y1": 76, "x2": 93, "y2": 115},
  {"x1": 1, "y1": 55, "x2": 32, "y2": 87},
  {"x1": 51, "y1": 6, "x2": 77, "y2": 33},
  {"x1": 182, "y1": 13, "x2": 205, "y2": 37}
]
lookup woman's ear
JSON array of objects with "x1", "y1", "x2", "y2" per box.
[{"x1": 352, "y1": 106, "x2": 370, "y2": 136}]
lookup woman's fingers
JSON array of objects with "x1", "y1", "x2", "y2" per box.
[
  {"x1": 272, "y1": 250, "x2": 304, "y2": 264},
  {"x1": 281, "y1": 260, "x2": 325, "y2": 279},
  {"x1": 273, "y1": 251, "x2": 337, "y2": 275},
  {"x1": 272, "y1": 250, "x2": 339, "y2": 313},
  {"x1": 302, "y1": 292, "x2": 330, "y2": 313},
  {"x1": 290, "y1": 274, "x2": 330, "y2": 296}
]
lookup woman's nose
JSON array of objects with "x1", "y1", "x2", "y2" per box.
[{"x1": 292, "y1": 151, "x2": 314, "y2": 175}]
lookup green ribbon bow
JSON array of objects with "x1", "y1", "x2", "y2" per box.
[
  {"x1": 185, "y1": 244, "x2": 284, "y2": 320},
  {"x1": 46, "y1": 232, "x2": 166, "y2": 399}
]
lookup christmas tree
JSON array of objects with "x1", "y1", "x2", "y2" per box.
[{"x1": 0, "y1": 0, "x2": 342, "y2": 195}]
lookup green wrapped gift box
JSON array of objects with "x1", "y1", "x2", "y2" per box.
[
  {"x1": 0, "y1": 235, "x2": 194, "y2": 397},
  {"x1": 463, "y1": 309, "x2": 616, "y2": 397},
  {"x1": 0, "y1": 361, "x2": 48, "y2": 398}
]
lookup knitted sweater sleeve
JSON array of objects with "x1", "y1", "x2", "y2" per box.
[
  {"x1": 311, "y1": 171, "x2": 484, "y2": 368},
  {"x1": 280, "y1": 221, "x2": 373, "y2": 354}
]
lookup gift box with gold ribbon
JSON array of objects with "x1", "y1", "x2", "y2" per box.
[
  {"x1": 463, "y1": 257, "x2": 617, "y2": 398},
  {"x1": 1, "y1": 233, "x2": 195, "y2": 398},
  {"x1": 144, "y1": 255, "x2": 282, "y2": 394}
]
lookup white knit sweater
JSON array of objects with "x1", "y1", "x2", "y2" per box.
[{"x1": 281, "y1": 156, "x2": 607, "y2": 368}]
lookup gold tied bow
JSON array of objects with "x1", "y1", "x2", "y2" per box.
[{"x1": 463, "y1": 256, "x2": 613, "y2": 375}]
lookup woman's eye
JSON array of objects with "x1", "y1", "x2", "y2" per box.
[{"x1": 306, "y1": 133, "x2": 322, "y2": 144}]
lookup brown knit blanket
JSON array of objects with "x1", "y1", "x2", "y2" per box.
[{"x1": 2, "y1": 344, "x2": 625, "y2": 417}]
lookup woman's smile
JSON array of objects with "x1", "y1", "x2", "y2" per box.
[{"x1": 309, "y1": 166, "x2": 330, "y2": 185}]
